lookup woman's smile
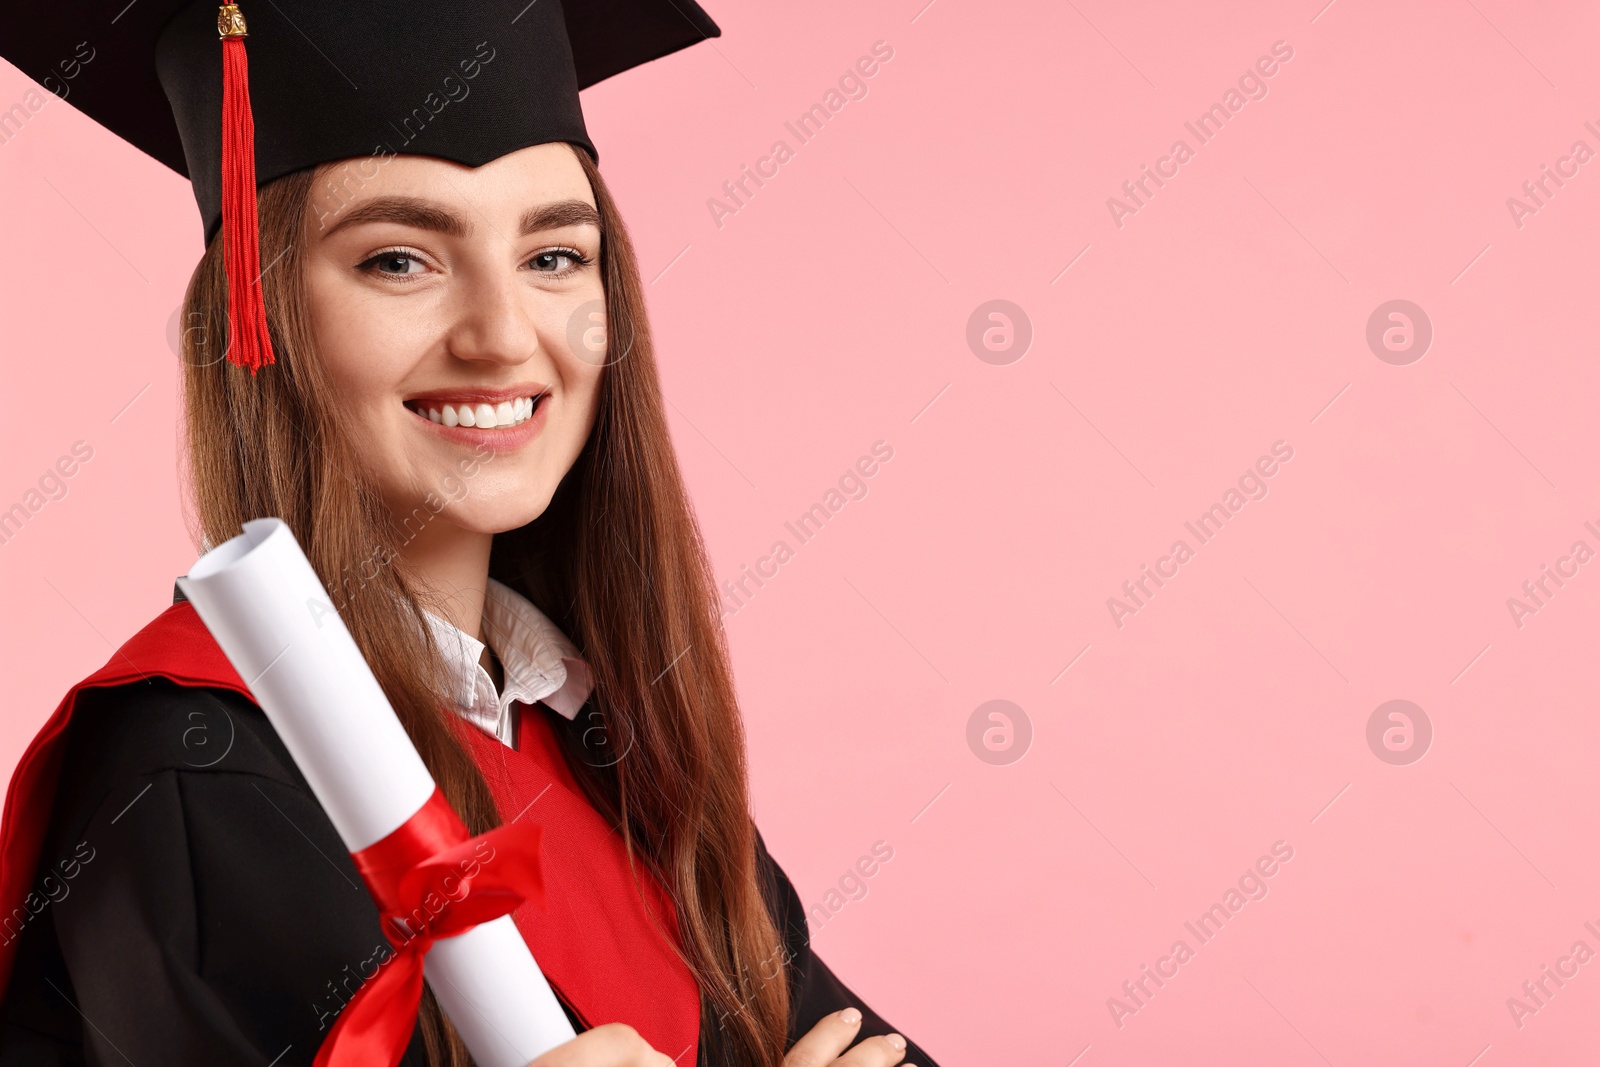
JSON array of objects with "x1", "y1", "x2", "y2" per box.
[{"x1": 402, "y1": 386, "x2": 553, "y2": 450}]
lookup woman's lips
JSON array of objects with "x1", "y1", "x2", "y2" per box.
[
  {"x1": 403, "y1": 392, "x2": 550, "y2": 448},
  {"x1": 403, "y1": 393, "x2": 543, "y2": 429}
]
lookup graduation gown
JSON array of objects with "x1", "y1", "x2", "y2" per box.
[{"x1": 0, "y1": 594, "x2": 938, "y2": 1067}]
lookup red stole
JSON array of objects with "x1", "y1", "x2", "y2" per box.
[
  {"x1": 456, "y1": 705, "x2": 702, "y2": 1062},
  {"x1": 0, "y1": 603, "x2": 701, "y2": 1062}
]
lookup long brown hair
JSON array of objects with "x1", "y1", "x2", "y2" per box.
[{"x1": 179, "y1": 146, "x2": 790, "y2": 1066}]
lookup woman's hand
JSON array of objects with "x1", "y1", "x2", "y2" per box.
[
  {"x1": 784, "y1": 1008, "x2": 912, "y2": 1067},
  {"x1": 527, "y1": 1022, "x2": 676, "y2": 1067},
  {"x1": 522, "y1": 1009, "x2": 912, "y2": 1067}
]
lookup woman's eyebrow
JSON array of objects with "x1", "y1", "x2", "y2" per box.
[
  {"x1": 320, "y1": 195, "x2": 599, "y2": 239},
  {"x1": 520, "y1": 199, "x2": 600, "y2": 235},
  {"x1": 321, "y1": 196, "x2": 468, "y2": 239}
]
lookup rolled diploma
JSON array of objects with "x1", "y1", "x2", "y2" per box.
[{"x1": 178, "y1": 517, "x2": 575, "y2": 1067}]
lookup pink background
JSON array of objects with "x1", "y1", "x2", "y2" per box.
[{"x1": 6, "y1": 0, "x2": 1600, "y2": 1062}]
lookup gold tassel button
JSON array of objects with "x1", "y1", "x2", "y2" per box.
[{"x1": 217, "y1": 4, "x2": 248, "y2": 38}]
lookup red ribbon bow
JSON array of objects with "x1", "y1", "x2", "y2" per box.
[{"x1": 314, "y1": 788, "x2": 548, "y2": 1067}]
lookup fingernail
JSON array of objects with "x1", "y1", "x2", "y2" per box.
[
  {"x1": 887, "y1": 1033, "x2": 906, "y2": 1050},
  {"x1": 839, "y1": 1008, "x2": 862, "y2": 1025}
]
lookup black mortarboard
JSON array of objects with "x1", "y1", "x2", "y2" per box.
[{"x1": 0, "y1": 0, "x2": 718, "y2": 372}]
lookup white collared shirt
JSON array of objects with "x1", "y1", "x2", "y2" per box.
[{"x1": 422, "y1": 577, "x2": 595, "y2": 748}]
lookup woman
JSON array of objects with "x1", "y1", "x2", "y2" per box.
[{"x1": 0, "y1": 2, "x2": 938, "y2": 1066}]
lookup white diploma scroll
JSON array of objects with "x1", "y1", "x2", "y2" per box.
[{"x1": 178, "y1": 518, "x2": 576, "y2": 1067}]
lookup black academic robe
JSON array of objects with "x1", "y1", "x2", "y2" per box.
[{"x1": 0, "y1": 607, "x2": 938, "y2": 1066}]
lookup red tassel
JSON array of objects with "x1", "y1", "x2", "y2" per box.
[{"x1": 219, "y1": 9, "x2": 274, "y2": 374}]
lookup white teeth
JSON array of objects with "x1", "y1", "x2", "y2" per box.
[{"x1": 417, "y1": 396, "x2": 538, "y2": 429}]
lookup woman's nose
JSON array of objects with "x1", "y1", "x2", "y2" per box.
[{"x1": 444, "y1": 268, "x2": 540, "y2": 367}]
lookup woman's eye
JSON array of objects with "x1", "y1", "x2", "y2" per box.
[
  {"x1": 361, "y1": 251, "x2": 426, "y2": 276},
  {"x1": 529, "y1": 249, "x2": 585, "y2": 273},
  {"x1": 357, "y1": 248, "x2": 587, "y2": 279}
]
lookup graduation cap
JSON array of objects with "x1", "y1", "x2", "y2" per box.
[{"x1": 0, "y1": 0, "x2": 719, "y2": 374}]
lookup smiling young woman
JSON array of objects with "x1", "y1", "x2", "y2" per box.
[{"x1": 0, "y1": 3, "x2": 938, "y2": 1067}]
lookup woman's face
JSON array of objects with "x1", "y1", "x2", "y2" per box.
[{"x1": 302, "y1": 141, "x2": 606, "y2": 535}]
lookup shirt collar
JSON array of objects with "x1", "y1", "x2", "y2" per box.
[{"x1": 423, "y1": 577, "x2": 594, "y2": 747}]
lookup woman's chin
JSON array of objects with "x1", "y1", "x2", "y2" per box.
[{"x1": 439, "y1": 497, "x2": 553, "y2": 536}]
